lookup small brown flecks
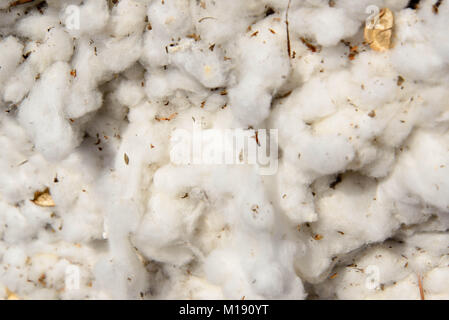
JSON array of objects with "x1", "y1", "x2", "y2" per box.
[
  {"x1": 348, "y1": 45, "x2": 359, "y2": 60},
  {"x1": 35, "y1": 73, "x2": 40, "y2": 80},
  {"x1": 329, "y1": 272, "x2": 338, "y2": 279},
  {"x1": 251, "y1": 31, "x2": 259, "y2": 37},
  {"x1": 223, "y1": 56, "x2": 231, "y2": 61},
  {"x1": 251, "y1": 131, "x2": 260, "y2": 146},
  {"x1": 296, "y1": 225, "x2": 301, "y2": 232},
  {"x1": 38, "y1": 274, "x2": 47, "y2": 287},
  {"x1": 150, "y1": 144, "x2": 155, "y2": 149},
  {"x1": 124, "y1": 153, "x2": 129, "y2": 165},
  {"x1": 269, "y1": 28, "x2": 276, "y2": 34},
  {"x1": 314, "y1": 234, "x2": 324, "y2": 240},
  {"x1": 397, "y1": 75, "x2": 405, "y2": 86},
  {"x1": 147, "y1": 23, "x2": 152, "y2": 31},
  {"x1": 70, "y1": 69, "x2": 77, "y2": 77},
  {"x1": 155, "y1": 112, "x2": 178, "y2": 121},
  {"x1": 187, "y1": 33, "x2": 201, "y2": 41},
  {"x1": 199, "y1": 1, "x2": 206, "y2": 9},
  {"x1": 23, "y1": 52, "x2": 31, "y2": 61},
  {"x1": 433, "y1": 0, "x2": 442, "y2": 14},
  {"x1": 368, "y1": 110, "x2": 376, "y2": 118},
  {"x1": 282, "y1": 194, "x2": 287, "y2": 199},
  {"x1": 337, "y1": 231, "x2": 345, "y2": 235},
  {"x1": 181, "y1": 193, "x2": 189, "y2": 199},
  {"x1": 220, "y1": 89, "x2": 227, "y2": 96},
  {"x1": 200, "y1": 100, "x2": 206, "y2": 108},
  {"x1": 241, "y1": 296, "x2": 246, "y2": 300},
  {"x1": 209, "y1": 43, "x2": 215, "y2": 51},
  {"x1": 300, "y1": 37, "x2": 319, "y2": 53},
  {"x1": 32, "y1": 188, "x2": 55, "y2": 207},
  {"x1": 251, "y1": 204, "x2": 259, "y2": 214}
]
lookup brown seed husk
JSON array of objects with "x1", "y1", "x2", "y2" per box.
[
  {"x1": 364, "y1": 8, "x2": 394, "y2": 52},
  {"x1": 32, "y1": 188, "x2": 55, "y2": 207}
]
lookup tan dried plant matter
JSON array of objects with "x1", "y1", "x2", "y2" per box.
[
  {"x1": 364, "y1": 8, "x2": 394, "y2": 52},
  {"x1": 31, "y1": 187, "x2": 55, "y2": 207}
]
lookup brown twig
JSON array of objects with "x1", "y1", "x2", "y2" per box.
[
  {"x1": 9, "y1": 0, "x2": 34, "y2": 7},
  {"x1": 417, "y1": 273, "x2": 425, "y2": 300},
  {"x1": 286, "y1": 0, "x2": 292, "y2": 59}
]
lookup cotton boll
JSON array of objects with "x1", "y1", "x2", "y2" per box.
[
  {"x1": 289, "y1": 7, "x2": 359, "y2": 47},
  {"x1": 386, "y1": 130, "x2": 449, "y2": 212},
  {"x1": 336, "y1": 0, "x2": 385, "y2": 22},
  {"x1": 174, "y1": 275, "x2": 224, "y2": 299},
  {"x1": 424, "y1": 267, "x2": 449, "y2": 299},
  {"x1": 240, "y1": 200, "x2": 275, "y2": 232},
  {"x1": 63, "y1": 0, "x2": 110, "y2": 36},
  {"x1": 18, "y1": 62, "x2": 79, "y2": 161},
  {"x1": 190, "y1": 0, "x2": 264, "y2": 45},
  {"x1": 109, "y1": 0, "x2": 147, "y2": 38},
  {"x1": 204, "y1": 249, "x2": 250, "y2": 298},
  {"x1": 1, "y1": 203, "x2": 35, "y2": 243},
  {"x1": 0, "y1": 0, "x2": 10, "y2": 9},
  {"x1": 169, "y1": 39, "x2": 229, "y2": 88},
  {"x1": 4, "y1": 28, "x2": 74, "y2": 104},
  {"x1": 141, "y1": 32, "x2": 170, "y2": 68},
  {"x1": 299, "y1": 135, "x2": 355, "y2": 176},
  {"x1": 98, "y1": 35, "x2": 143, "y2": 75},
  {"x1": 228, "y1": 17, "x2": 290, "y2": 127},
  {"x1": 419, "y1": 1, "x2": 449, "y2": 63},
  {"x1": 0, "y1": 36, "x2": 23, "y2": 99},
  {"x1": 115, "y1": 79, "x2": 145, "y2": 108},
  {"x1": 134, "y1": 192, "x2": 199, "y2": 265},
  {"x1": 287, "y1": 77, "x2": 336, "y2": 122},
  {"x1": 66, "y1": 35, "x2": 142, "y2": 119},
  {"x1": 4, "y1": 61, "x2": 38, "y2": 105},
  {"x1": 15, "y1": 12, "x2": 60, "y2": 41},
  {"x1": 229, "y1": 84, "x2": 273, "y2": 127},
  {"x1": 390, "y1": 9, "x2": 447, "y2": 82},
  {"x1": 31, "y1": 28, "x2": 74, "y2": 71},
  {"x1": 144, "y1": 67, "x2": 203, "y2": 99},
  {"x1": 147, "y1": 0, "x2": 192, "y2": 37},
  {"x1": 391, "y1": 43, "x2": 445, "y2": 81}
]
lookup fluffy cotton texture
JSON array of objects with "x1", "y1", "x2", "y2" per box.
[{"x1": 0, "y1": 0, "x2": 448, "y2": 300}]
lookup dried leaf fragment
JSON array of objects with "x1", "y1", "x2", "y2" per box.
[
  {"x1": 124, "y1": 153, "x2": 129, "y2": 165},
  {"x1": 5, "y1": 287, "x2": 19, "y2": 300},
  {"x1": 364, "y1": 8, "x2": 394, "y2": 52},
  {"x1": 32, "y1": 188, "x2": 55, "y2": 207}
]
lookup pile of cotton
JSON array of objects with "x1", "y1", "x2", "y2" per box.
[{"x1": 0, "y1": 0, "x2": 448, "y2": 300}]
